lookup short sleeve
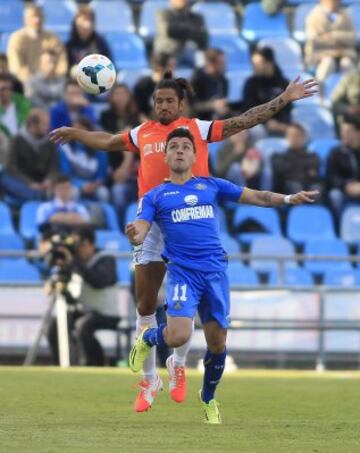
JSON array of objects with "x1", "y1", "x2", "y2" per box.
[
  {"x1": 119, "y1": 124, "x2": 144, "y2": 153},
  {"x1": 194, "y1": 119, "x2": 224, "y2": 143},
  {"x1": 136, "y1": 194, "x2": 156, "y2": 225},
  {"x1": 214, "y1": 178, "x2": 243, "y2": 202}
]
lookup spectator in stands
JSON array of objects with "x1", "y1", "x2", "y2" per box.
[
  {"x1": 36, "y1": 174, "x2": 90, "y2": 230},
  {"x1": 0, "y1": 74, "x2": 31, "y2": 146},
  {"x1": 58, "y1": 117, "x2": 109, "y2": 202},
  {"x1": 331, "y1": 63, "x2": 360, "y2": 128},
  {"x1": 0, "y1": 109, "x2": 58, "y2": 203},
  {"x1": 154, "y1": 0, "x2": 208, "y2": 67},
  {"x1": 134, "y1": 53, "x2": 176, "y2": 120},
  {"x1": 7, "y1": 4, "x2": 68, "y2": 84},
  {"x1": 305, "y1": 0, "x2": 357, "y2": 83},
  {"x1": 66, "y1": 5, "x2": 112, "y2": 76},
  {"x1": 261, "y1": 0, "x2": 284, "y2": 15},
  {"x1": 25, "y1": 50, "x2": 66, "y2": 109},
  {"x1": 326, "y1": 117, "x2": 360, "y2": 215},
  {"x1": 242, "y1": 47, "x2": 291, "y2": 138},
  {"x1": 215, "y1": 130, "x2": 263, "y2": 189},
  {"x1": 50, "y1": 79, "x2": 97, "y2": 131},
  {"x1": 46, "y1": 225, "x2": 120, "y2": 366},
  {"x1": 271, "y1": 123, "x2": 322, "y2": 196},
  {"x1": 0, "y1": 53, "x2": 23, "y2": 95},
  {"x1": 192, "y1": 49, "x2": 229, "y2": 121}
]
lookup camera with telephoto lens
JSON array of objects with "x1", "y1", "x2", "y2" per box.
[{"x1": 46, "y1": 233, "x2": 79, "y2": 285}]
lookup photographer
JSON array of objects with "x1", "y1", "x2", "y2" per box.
[{"x1": 46, "y1": 225, "x2": 120, "y2": 366}]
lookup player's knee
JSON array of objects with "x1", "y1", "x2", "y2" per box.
[
  {"x1": 166, "y1": 331, "x2": 190, "y2": 348},
  {"x1": 136, "y1": 297, "x2": 157, "y2": 316},
  {"x1": 207, "y1": 338, "x2": 226, "y2": 354}
]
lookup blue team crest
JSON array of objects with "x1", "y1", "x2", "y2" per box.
[
  {"x1": 195, "y1": 183, "x2": 207, "y2": 190},
  {"x1": 184, "y1": 195, "x2": 198, "y2": 206}
]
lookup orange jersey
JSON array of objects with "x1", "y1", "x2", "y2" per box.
[{"x1": 120, "y1": 117, "x2": 224, "y2": 197}]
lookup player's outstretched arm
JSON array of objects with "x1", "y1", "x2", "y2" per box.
[
  {"x1": 125, "y1": 221, "x2": 151, "y2": 246},
  {"x1": 49, "y1": 127, "x2": 128, "y2": 152},
  {"x1": 240, "y1": 187, "x2": 320, "y2": 207},
  {"x1": 221, "y1": 77, "x2": 318, "y2": 139}
]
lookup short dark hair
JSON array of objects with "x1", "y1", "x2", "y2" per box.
[
  {"x1": 253, "y1": 46, "x2": 275, "y2": 63},
  {"x1": 54, "y1": 174, "x2": 71, "y2": 185},
  {"x1": 76, "y1": 224, "x2": 95, "y2": 245},
  {"x1": 287, "y1": 122, "x2": 306, "y2": 135},
  {"x1": 154, "y1": 71, "x2": 194, "y2": 101},
  {"x1": 165, "y1": 128, "x2": 196, "y2": 153},
  {"x1": 342, "y1": 115, "x2": 360, "y2": 131}
]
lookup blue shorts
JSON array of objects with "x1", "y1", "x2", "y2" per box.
[{"x1": 165, "y1": 263, "x2": 230, "y2": 329}]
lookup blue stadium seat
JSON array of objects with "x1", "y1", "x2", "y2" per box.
[
  {"x1": 139, "y1": 0, "x2": 167, "y2": 39},
  {"x1": 91, "y1": 0, "x2": 135, "y2": 32},
  {"x1": 287, "y1": 205, "x2": 336, "y2": 244},
  {"x1": 19, "y1": 201, "x2": 42, "y2": 242},
  {"x1": 226, "y1": 70, "x2": 252, "y2": 103},
  {"x1": 96, "y1": 230, "x2": 131, "y2": 252},
  {"x1": 209, "y1": 35, "x2": 251, "y2": 71},
  {"x1": 304, "y1": 239, "x2": 352, "y2": 275},
  {"x1": 220, "y1": 233, "x2": 239, "y2": 254},
  {"x1": 250, "y1": 237, "x2": 297, "y2": 273},
  {"x1": 0, "y1": 233, "x2": 24, "y2": 251},
  {"x1": 192, "y1": 2, "x2": 237, "y2": 36},
  {"x1": 100, "y1": 202, "x2": 119, "y2": 231},
  {"x1": 125, "y1": 202, "x2": 138, "y2": 227},
  {"x1": 117, "y1": 258, "x2": 132, "y2": 284},
  {"x1": 323, "y1": 269, "x2": 360, "y2": 287},
  {"x1": 308, "y1": 138, "x2": 340, "y2": 170},
  {"x1": 267, "y1": 267, "x2": 314, "y2": 286},
  {"x1": 0, "y1": 1, "x2": 23, "y2": 32},
  {"x1": 292, "y1": 3, "x2": 315, "y2": 43},
  {"x1": 227, "y1": 262, "x2": 259, "y2": 286},
  {"x1": 258, "y1": 38, "x2": 303, "y2": 77},
  {"x1": 0, "y1": 31, "x2": 10, "y2": 52},
  {"x1": 340, "y1": 207, "x2": 360, "y2": 244},
  {"x1": 233, "y1": 206, "x2": 282, "y2": 244},
  {"x1": 39, "y1": 0, "x2": 76, "y2": 33},
  {"x1": 292, "y1": 106, "x2": 335, "y2": 139},
  {"x1": 287, "y1": 0, "x2": 315, "y2": 4},
  {"x1": 0, "y1": 258, "x2": 41, "y2": 283},
  {"x1": 117, "y1": 68, "x2": 151, "y2": 89},
  {"x1": 347, "y1": 5, "x2": 360, "y2": 41},
  {"x1": 242, "y1": 3, "x2": 289, "y2": 42},
  {"x1": 104, "y1": 32, "x2": 148, "y2": 70},
  {"x1": 323, "y1": 73, "x2": 342, "y2": 104},
  {"x1": 255, "y1": 137, "x2": 287, "y2": 163},
  {"x1": 0, "y1": 202, "x2": 15, "y2": 235}
]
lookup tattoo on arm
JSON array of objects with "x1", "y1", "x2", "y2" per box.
[
  {"x1": 222, "y1": 95, "x2": 286, "y2": 139},
  {"x1": 258, "y1": 191, "x2": 273, "y2": 206}
]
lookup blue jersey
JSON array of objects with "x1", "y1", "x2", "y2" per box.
[{"x1": 136, "y1": 177, "x2": 243, "y2": 271}]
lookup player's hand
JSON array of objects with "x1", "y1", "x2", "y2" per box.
[
  {"x1": 283, "y1": 76, "x2": 319, "y2": 102},
  {"x1": 125, "y1": 222, "x2": 143, "y2": 246},
  {"x1": 49, "y1": 127, "x2": 77, "y2": 145},
  {"x1": 290, "y1": 190, "x2": 320, "y2": 205}
]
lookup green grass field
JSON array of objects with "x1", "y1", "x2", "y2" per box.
[{"x1": 0, "y1": 367, "x2": 359, "y2": 453}]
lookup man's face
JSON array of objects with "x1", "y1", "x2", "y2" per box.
[
  {"x1": 170, "y1": 0, "x2": 187, "y2": 9},
  {"x1": 252, "y1": 54, "x2": 273, "y2": 77},
  {"x1": 0, "y1": 80, "x2": 12, "y2": 106},
  {"x1": 154, "y1": 88, "x2": 183, "y2": 125},
  {"x1": 165, "y1": 136, "x2": 195, "y2": 173},
  {"x1": 40, "y1": 53, "x2": 56, "y2": 77},
  {"x1": 322, "y1": 0, "x2": 340, "y2": 12},
  {"x1": 55, "y1": 181, "x2": 72, "y2": 202},
  {"x1": 64, "y1": 84, "x2": 85, "y2": 108},
  {"x1": 25, "y1": 8, "x2": 43, "y2": 32},
  {"x1": 76, "y1": 238, "x2": 95, "y2": 261},
  {"x1": 341, "y1": 123, "x2": 357, "y2": 148},
  {"x1": 286, "y1": 126, "x2": 306, "y2": 149},
  {"x1": 29, "y1": 111, "x2": 50, "y2": 139}
]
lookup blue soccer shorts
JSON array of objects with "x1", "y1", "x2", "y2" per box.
[{"x1": 165, "y1": 263, "x2": 230, "y2": 329}]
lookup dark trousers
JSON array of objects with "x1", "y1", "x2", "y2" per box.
[{"x1": 47, "y1": 310, "x2": 120, "y2": 366}]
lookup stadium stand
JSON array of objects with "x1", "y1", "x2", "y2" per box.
[
  {"x1": 227, "y1": 262, "x2": 259, "y2": 286},
  {"x1": 39, "y1": 0, "x2": 76, "y2": 33},
  {"x1": 267, "y1": 267, "x2": 314, "y2": 286},
  {"x1": 242, "y1": 3, "x2": 289, "y2": 42},
  {"x1": 304, "y1": 239, "x2": 352, "y2": 275},
  {"x1": 138, "y1": 0, "x2": 167, "y2": 40},
  {"x1": 233, "y1": 206, "x2": 282, "y2": 244},
  {"x1": 191, "y1": 2, "x2": 238, "y2": 36},
  {"x1": 0, "y1": 202, "x2": 16, "y2": 235},
  {"x1": 323, "y1": 268, "x2": 360, "y2": 287},
  {"x1": 91, "y1": 0, "x2": 135, "y2": 33},
  {"x1": 0, "y1": 258, "x2": 41, "y2": 283},
  {"x1": 250, "y1": 237, "x2": 297, "y2": 274},
  {"x1": 0, "y1": 1, "x2": 23, "y2": 33},
  {"x1": 340, "y1": 207, "x2": 360, "y2": 244}
]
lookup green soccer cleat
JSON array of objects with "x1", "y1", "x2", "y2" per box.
[
  {"x1": 198, "y1": 390, "x2": 222, "y2": 425},
  {"x1": 129, "y1": 328, "x2": 152, "y2": 373}
]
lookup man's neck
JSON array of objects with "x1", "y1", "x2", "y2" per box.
[{"x1": 170, "y1": 171, "x2": 193, "y2": 185}]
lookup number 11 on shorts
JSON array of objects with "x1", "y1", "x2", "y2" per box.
[{"x1": 173, "y1": 284, "x2": 187, "y2": 302}]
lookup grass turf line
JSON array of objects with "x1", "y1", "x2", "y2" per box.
[{"x1": 0, "y1": 368, "x2": 359, "y2": 453}]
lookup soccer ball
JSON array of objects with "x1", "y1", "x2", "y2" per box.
[{"x1": 76, "y1": 54, "x2": 116, "y2": 95}]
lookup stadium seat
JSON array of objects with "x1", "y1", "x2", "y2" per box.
[
  {"x1": 226, "y1": 70, "x2": 252, "y2": 103},
  {"x1": 19, "y1": 201, "x2": 42, "y2": 242},
  {"x1": 323, "y1": 73, "x2": 342, "y2": 105},
  {"x1": 191, "y1": 2, "x2": 238, "y2": 36},
  {"x1": 96, "y1": 230, "x2": 131, "y2": 252},
  {"x1": 287, "y1": 205, "x2": 336, "y2": 244},
  {"x1": 0, "y1": 31, "x2": 10, "y2": 52},
  {"x1": 0, "y1": 258, "x2": 41, "y2": 283},
  {"x1": 227, "y1": 262, "x2": 259, "y2": 286},
  {"x1": 267, "y1": 267, "x2": 314, "y2": 286},
  {"x1": 220, "y1": 233, "x2": 240, "y2": 254},
  {"x1": 209, "y1": 35, "x2": 251, "y2": 71},
  {"x1": 139, "y1": 0, "x2": 167, "y2": 39},
  {"x1": 308, "y1": 138, "x2": 340, "y2": 174},
  {"x1": 104, "y1": 32, "x2": 148, "y2": 70},
  {"x1": 304, "y1": 239, "x2": 352, "y2": 275},
  {"x1": 0, "y1": 233, "x2": 24, "y2": 251},
  {"x1": 100, "y1": 202, "x2": 119, "y2": 231},
  {"x1": 258, "y1": 38, "x2": 304, "y2": 76},
  {"x1": 250, "y1": 237, "x2": 297, "y2": 274},
  {"x1": 292, "y1": 3, "x2": 315, "y2": 43},
  {"x1": 347, "y1": 5, "x2": 360, "y2": 41},
  {"x1": 287, "y1": 0, "x2": 315, "y2": 4},
  {"x1": 291, "y1": 106, "x2": 336, "y2": 139},
  {"x1": 125, "y1": 202, "x2": 138, "y2": 227},
  {"x1": 340, "y1": 207, "x2": 360, "y2": 244},
  {"x1": 233, "y1": 206, "x2": 282, "y2": 244},
  {"x1": 0, "y1": 201, "x2": 15, "y2": 235},
  {"x1": 117, "y1": 258, "x2": 132, "y2": 284},
  {"x1": 242, "y1": 3, "x2": 289, "y2": 42},
  {"x1": 0, "y1": 1, "x2": 23, "y2": 32},
  {"x1": 255, "y1": 137, "x2": 287, "y2": 163},
  {"x1": 39, "y1": 0, "x2": 76, "y2": 33},
  {"x1": 91, "y1": 0, "x2": 135, "y2": 33},
  {"x1": 117, "y1": 68, "x2": 151, "y2": 89},
  {"x1": 323, "y1": 269, "x2": 360, "y2": 287}
]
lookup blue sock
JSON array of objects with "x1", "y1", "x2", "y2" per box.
[
  {"x1": 142, "y1": 324, "x2": 167, "y2": 347},
  {"x1": 201, "y1": 348, "x2": 227, "y2": 403}
]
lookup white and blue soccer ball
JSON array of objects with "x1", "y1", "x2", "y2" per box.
[{"x1": 76, "y1": 54, "x2": 116, "y2": 95}]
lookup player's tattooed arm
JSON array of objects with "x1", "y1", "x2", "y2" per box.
[
  {"x1": 222, "y1": 77, "x2": 318, "y2": 139},
  {"x1": 239, "y1": 188, "x2": 320, "y2": 207},
  {"x1": 125, "y1": 221, "x2": 151, "y2": 246},
  {"x1": 49, "y1": 127, "x2": 129, "y2": 152}
]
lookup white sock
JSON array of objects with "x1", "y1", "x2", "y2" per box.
[
  {"x1": 136, "y1": 310, "x2": 157, "y2": 382},
  {"x1": 173, "y1": 320, "x2": 194, "y2": 367}
]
